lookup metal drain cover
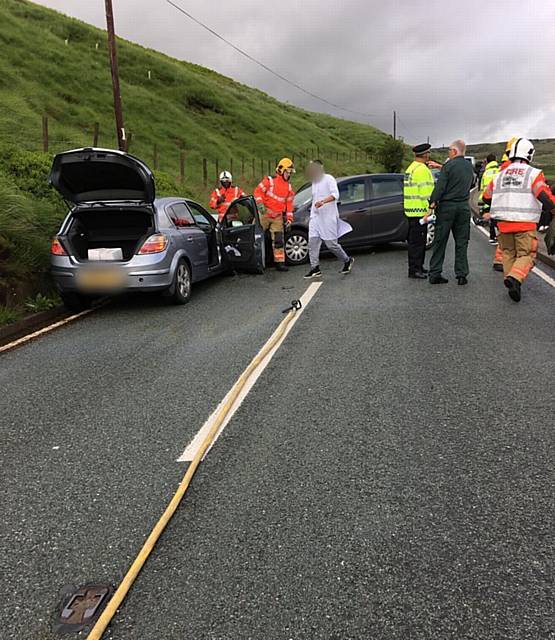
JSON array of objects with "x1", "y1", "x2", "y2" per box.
[{"x1": 54, "y1": 583, "x2": 113, "y2": 634}]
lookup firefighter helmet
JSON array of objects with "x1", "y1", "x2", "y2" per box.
[
  {"x1": 502, "y1": 136, "x2": 518, "y2": 162},
  {"x1": 508, "y1": 138, "x2": 535, "y2": 163},
  {"x1": 276, "y1": 158, "x2": 295, "y2": 176},
  {"x1": 219, "y1": 170, "x2": 232, "y2": 183}
]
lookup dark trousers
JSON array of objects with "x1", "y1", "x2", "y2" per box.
[
  {"x1": 407, "y1": 218, "x2": 427, "y2": 274},
  {"x1": 429, "y1": 201, "x2": 470, "y2": 278}
]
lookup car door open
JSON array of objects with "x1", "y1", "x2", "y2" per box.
[{"x1": 219, "y1": 196, "x2": 265, "y2": 273}]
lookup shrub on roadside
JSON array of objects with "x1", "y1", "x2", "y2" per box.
[
  {"x1": 0, "y1": 305, "x2": 22, "y2": 326},
  {"x1": 378, "y1": 137, "x2": 407, "y2": 173}
]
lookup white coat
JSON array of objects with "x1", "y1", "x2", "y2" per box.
[{"x1": 309, "y1": 173, "x2": 353, "y2": 241}]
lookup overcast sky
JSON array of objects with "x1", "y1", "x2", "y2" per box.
[{"x1": 36, "y1": 0, "x2": 555, "y2": 145}]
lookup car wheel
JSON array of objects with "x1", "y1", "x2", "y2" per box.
[
  {"x1": 426, "y1": 223, "x2": 435, "y2": 250},
  {"x1": 285, "y1": 229, "x2": 309, "y2": 265},
  {"x1": 172, "y1": 259, "x2": 192, "y2": 304},
  {"x1": 60, "y1": 292, "x2": 92, "y2": 312}
]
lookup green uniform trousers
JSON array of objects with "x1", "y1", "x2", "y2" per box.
[{"x1": 429, "y1": 201, "x2": 471, "y2": 278}]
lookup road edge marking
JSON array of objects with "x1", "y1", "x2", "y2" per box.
[
  {"x1": 474, "y1": 224, "x2": 555, "y2": 288},
  {"x1": 0, "y1": 307, "x2": 96, "y2": 355},
  {"x1": 177, "y1": 281, "x2": 322, "y2": 462}
]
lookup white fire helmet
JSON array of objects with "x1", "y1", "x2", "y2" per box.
[
  {"x1": 219, "y1": 170, "x2": 232, "y2": 183},
  {"x1": 508, "y1": 138, "x2": 535, "y2": 163}
]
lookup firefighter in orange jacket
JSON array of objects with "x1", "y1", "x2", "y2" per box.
[
  {"x1": 482, "y1": 138, "x2": 555, "y2": 302},
  {"x1": 484, "y1": 138, "x2": 517, "y2": 271},
  {"x1": 209, "y1": 171, "x2": 246, "y2": 221},
  {"x1": 254, "y1": 158, "x2": 296, "y2": 271}
]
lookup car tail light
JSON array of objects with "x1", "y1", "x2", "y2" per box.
[
  {"x1": 137, "y1": 233, "x2": 168, "y2": 255},
  {"x1": 51, "y1": 237, "x2": 67, "y2": 256}
]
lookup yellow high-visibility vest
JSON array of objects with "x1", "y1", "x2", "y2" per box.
[
  {"x1": 480, "y1": 160, "x2": 499, "y2": 194},
  {"x1": 404, "y1": 161, "x2": 434, "y2": 217}
]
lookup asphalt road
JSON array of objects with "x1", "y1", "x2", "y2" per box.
[{"x1": 1, "y1": 228, "x2": 553, "y2": 640}]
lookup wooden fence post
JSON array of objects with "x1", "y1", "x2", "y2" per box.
[
  {"x1": 179, "y1": 149, "x2": 185, "y2": 183},
  {"x1": 93, "y1": 122, "x2": 99, "y2": 146},
  {"x1": 42, "y1": 115, "x2": 48, "y2": 152},
  {"x1": 153, "y1": 143, "x2": 159, "y2": 170},
  {"x1": 216, "y1": 158, "x2": 219, "y2": 182},
  {"x1": 252, "y1": 158, "x2": 256, "y2": 179},
  {"x1": 260, "y1": 158, "x2": 264, "y2": 175},
  {"x1": 203, "y1": 158, "x2": 208, "y2": 187},
  {"x1": 267, "y1": 160, "x2": 272, "y2": 175}
]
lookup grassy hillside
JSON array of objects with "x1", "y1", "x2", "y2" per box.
[
  {"x1": 0, "y1": 0, "x2": 400, "y2": 317},
  {"x1": 435, "y1": 140, "x2": 555, "y2": 179}
]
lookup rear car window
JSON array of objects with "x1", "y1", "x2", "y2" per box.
[
  {"x1": 339, "y1": 180, "x2": 366, "y2": 204},
  {"x1": 168, "y1": 203, "x2": 195, "y2": 227},
  {"x1": 371, "y1": 178, "x2": 403, "y2": 198}
]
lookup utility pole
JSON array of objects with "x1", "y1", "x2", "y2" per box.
[
  {"x1": 105, "y1": 0, "x2": 126, "y2": 151},
  {"x1": 393, "y1": 110, "x2": 397, "y2": 140}
]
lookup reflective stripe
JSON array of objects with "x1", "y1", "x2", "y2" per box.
[
  {"x1": 404, "y1": 161, "x2": 434, "y2": 217},
  {"x1": 490, "y1": 162, "x2": 543, "y2": 222}
]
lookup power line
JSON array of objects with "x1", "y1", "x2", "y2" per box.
[
  {"x1": 164, "y1": 0, "x2": 376, "y2": 120},
  {"x1": 395, "y1": 113, "x2": 419, "y2": 142}
]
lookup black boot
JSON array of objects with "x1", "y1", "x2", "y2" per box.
[
  {"x1": 275, "y1": 263, "x2": 289, "y2": 272},
  {"x1": 504, "y1": 276, "x2": 521, "y2": 302}
]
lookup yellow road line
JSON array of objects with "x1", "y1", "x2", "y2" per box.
[
  {"x1": 0, "y1": 308, "x2": 96, "y2": 355},
  {"x1": 86, "y1": 283, "x2": 322, "y2": 640}
]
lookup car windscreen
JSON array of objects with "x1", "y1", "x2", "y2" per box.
[{"x1": 294, "y1": 183, "x2": 312, "y2": 209}]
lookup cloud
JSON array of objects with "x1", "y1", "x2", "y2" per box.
[{"x1": 35, "y1": 0, "x2": 555, "y2": 144}]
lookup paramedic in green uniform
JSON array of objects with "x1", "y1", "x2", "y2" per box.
[{"x1": 428, "y1": 139, "x2": 475, "y2": 285}]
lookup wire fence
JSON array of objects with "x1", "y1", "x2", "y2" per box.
[{"x1": 0, "y1": 114, "x2": 378, "y2": 194}]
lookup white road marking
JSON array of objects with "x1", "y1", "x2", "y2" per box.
[
  {"x1": 0, "y1": 308, "x2": 95, "y2": 355},
  {"x1": 177, "y1": 281, "x2": 323, "y2": 462},
  {"x1": 474, "y1": 224, "x2": 555, "y2": 288}
]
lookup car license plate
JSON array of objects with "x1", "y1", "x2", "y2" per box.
[{"x1": 76, "y1": 268, "x2": 125, "y2": 291}]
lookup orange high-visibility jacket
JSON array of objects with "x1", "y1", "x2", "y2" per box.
[
  {"x1": 209, "y1": 185, "x2": 246, "y2": 220},
  {"x1": 254, "y1": 175, "x2": 295, "y2": 222},
  {"x1": 482, "y1": 160, "x2": 555, "y2": 233}
]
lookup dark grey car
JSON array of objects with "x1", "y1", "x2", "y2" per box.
[
  {"x1": 49, "y1": 148, "x2": 265, "y2": 310},
  {"x1": 285, "y1": 173, "x2": 434, "y2": 265}
]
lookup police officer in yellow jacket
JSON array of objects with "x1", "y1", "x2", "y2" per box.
[{"x1": 404, "y1": 143, "x2": 435, "y2": 278}]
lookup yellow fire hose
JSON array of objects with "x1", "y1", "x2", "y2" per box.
[{"x1": 86, "y1": 301, "x2": 301, "y2": 639}]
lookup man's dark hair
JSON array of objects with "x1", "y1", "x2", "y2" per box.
[
  {"x1": 312, "y1": 159, "x2": 324, "y2": 166},
  {"x1": 486, "y1": 153, "x2": 496, "y2": 162}
]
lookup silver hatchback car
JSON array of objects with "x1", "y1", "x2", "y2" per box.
[{"x1": 49, "y1": 148, "x2": 265, "y2": 310}]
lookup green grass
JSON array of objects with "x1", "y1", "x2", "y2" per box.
[
  {"x1": 0, "y1": 0, "x2": 403, "y2": 310},
  {"x1": 0, "y1": 305, "x2": 22, "y2": 326}
]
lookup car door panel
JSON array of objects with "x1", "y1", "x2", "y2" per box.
[
  {"x1": 186, "y1": 201, "x2": 222, "y2": 273},
  {"x1": 369, "y1": 176, "x2": 407, "y2": 242},
  {"x1": 337, "y1": 178, "x2": 372, "y2": 245},
  {"x1": 219, "y1": 196, "x2": 265, "y2": 273}
]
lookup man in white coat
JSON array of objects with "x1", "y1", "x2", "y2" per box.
[{"x1": 304, "y1": 161, "x2": 354, "y2": 278}]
